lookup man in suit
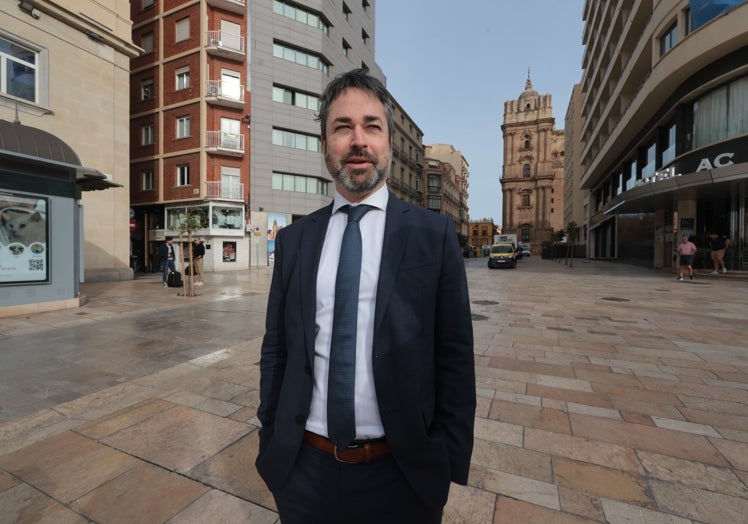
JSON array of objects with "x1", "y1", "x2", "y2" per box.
[{"x1": 256, "y1": 69, "x2": 476, "y2": 523}]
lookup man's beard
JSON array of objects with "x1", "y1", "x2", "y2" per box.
[{"x1": 326, "y1": 148, "x2": 390, "y2": 195}]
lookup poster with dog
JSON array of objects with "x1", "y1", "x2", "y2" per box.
[{"x1": 0, "y1": 192, "x2": 48, "y2": 284}]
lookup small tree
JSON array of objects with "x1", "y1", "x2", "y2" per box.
[{"x1": 175, "y1": 208, "x2": 207, "y2": 297}]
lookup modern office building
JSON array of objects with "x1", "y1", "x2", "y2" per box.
[
  {"x1": 580, "y1": 0, "x2": 748, "y2": 270},
  {"x1": 500, "y1": 75, "x2": 566, "y2": 253},
  {"x1": 0, "y1": 1, "x2": 139, "y2": 317}
]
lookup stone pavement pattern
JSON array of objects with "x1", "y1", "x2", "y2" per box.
[{"x1": 0, "y1": 258, "x2": 747, "y2": 523}]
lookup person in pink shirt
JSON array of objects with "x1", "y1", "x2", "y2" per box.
[{"x1": 676, "y1": 234, "x2": 698, "y2": 281}]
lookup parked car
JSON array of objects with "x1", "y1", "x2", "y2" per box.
[
  {"x1": 487, "y1": 243, "x2": 517, "y2": 269},
  {"x1": 520, "y1": 244, "x2": 531, "y2": 257}
]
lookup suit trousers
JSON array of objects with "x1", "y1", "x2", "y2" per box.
[{"x1": 272, "y1": 441, "x2": 443, "y2": 524}]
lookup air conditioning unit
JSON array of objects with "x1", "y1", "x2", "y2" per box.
[{"x1": 210, "y1": 39, "x2": 222, "y2": 46}]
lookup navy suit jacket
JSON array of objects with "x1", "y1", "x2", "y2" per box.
[{"x1": 256, "y1": 192, "x2": 476, "y2": 509}]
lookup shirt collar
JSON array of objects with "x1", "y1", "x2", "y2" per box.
[{"x1": 332, "y1": 184, "x2": 389, "y2": 215}]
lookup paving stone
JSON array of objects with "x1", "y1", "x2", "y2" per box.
[
  {"x1": 651, "y1": 479, "x2": 748, "y2": 523},
  {"x1": 168, "y1": 489, "x2": 278, "y2": 524},
  {"x1": 472, "y1": 438, "x2": 552, "y2": 482},
  {"x1": 525, "y1": 428, "x2": 644, "y2": 474},
  {"x1": 494, "y1": 496, "x2": 598, "y2": 523},
  {"x1": 600, "y1": 497, "x2": 692, "y2": 523},
  {"x1": 553, "y1": 457, "x2": 652, "y2": 506},
  {"x1": 443, "y1": 483, "x2": 496, "y2": 524},
  {"x1": 569, "y1": 413, "x2": 728, "y2": 466},
  {"x1": 489, "y1": 399, "x2": 571, "y2": 435},
  {"x1": 0, "y1": 431, "x2": 141, "y2": 504},
  {"x1": 0, "y1": 482, "x2": 87, "y2": 524},
  {"x1": 637, "y1": 450, "x2": 748, "y2": 497},
  {"x1": 101, "y1": 405, "x2": 250, "y2": 473},
  {"x1": 558, "y1": 486, "x2": 605, "y2": 521},
  {"x1": 709, "y1": 438, "x2": 748, "y2": 471},
  {"x1": 70, "y1": 463, "x2": 208, "y2": 523},
  {"x1": 482, "y1": 469, "x2": 559, "y2": 510}
]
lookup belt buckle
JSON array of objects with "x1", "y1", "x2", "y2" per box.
[{"x1": 333, "y1": 444, "x2": 359, "y2": 464}]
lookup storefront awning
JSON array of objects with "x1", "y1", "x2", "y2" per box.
[{"x1": 0, "y1": 119, "x2": 121, "y2": 192}]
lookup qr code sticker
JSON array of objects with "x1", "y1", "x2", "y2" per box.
[{"x1": 29, "y1": 259, "x2": 44, "y2": 271}]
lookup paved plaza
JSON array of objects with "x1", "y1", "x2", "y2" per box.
[{"x1": 0, "y1": 256, "x2": 747, "y2": 523}]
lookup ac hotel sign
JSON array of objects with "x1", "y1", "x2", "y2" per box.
[{"x1": 636, "y1": 135, "x2": 747, "y2": 188}]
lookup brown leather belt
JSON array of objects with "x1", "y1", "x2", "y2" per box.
[{"x1": 303, "y1": 431, "x2": 390, "y2": 464}]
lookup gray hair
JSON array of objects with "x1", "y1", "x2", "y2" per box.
[{"x1": 316, "y1": 68, "x2": 394, "y2": 141}]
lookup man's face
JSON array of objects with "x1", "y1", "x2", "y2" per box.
[{"x1": 322, "y1": 88, "x2": 392, "y2": 201}]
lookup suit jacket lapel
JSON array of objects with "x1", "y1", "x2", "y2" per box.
[
  {"x1": 374, "y1": 194, "x2": 410, "y2": 339},
  {"x1": 300, "y1": 203, "x2": 332, "y2": 365}
]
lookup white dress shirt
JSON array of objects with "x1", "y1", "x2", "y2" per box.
[{"x1": 306, "y1": 184, "x2": 388, "y2": 440}]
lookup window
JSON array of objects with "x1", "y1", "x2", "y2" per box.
[
  {"x1": 272, "y1": 128, "x2": 321, "y2": 152},
  {"x1": 272, "y1": 85, "x2": 320, "y2": 110},
  {"x1": 141, "y1": 79, "x2": 154, "y2": 100},
  {"x1": 141, "y1": 124, "x2": 154, "y2": 145},
  {"x1": 141, "y1": 32, "x2": 154, "y2": 53},
  {"x1": 362, "y1": 29, "x2": 370, "y2": 45},
  {"x1": 522, "y1": 164, "x2": 531, "y2": 177},
  {"x1": 692, "y1": 75, "x2": 748, "y2": 149},
  {"x1": 342, "y1": 39, "x2": 351, "y2": 57},
  {"x1": 521, "y1": 194, "x2": 530, "y2": 206},
  {"x1": 177, "y1": 164, "x2": 190, "y2": 186},
  {"x1": 521, "y1": 227, "x2": 530, "y2": 242},
  {"x1": 142, "y1": 169, "x2": 153, "y2": 190},
  {"x1": 642, "y1": 142, "x2": 657, "y2": 178},
  {"x1": 428, "y1": 174, "x2": 440, "y2": 192},
  {"x1": 221, "y1": 169, "x2": 242, "y2": 199},
  {"x1": 273, "y1": 42, "x2": 329, "y2": 74},
  {"x1": 218, "y1": 69, "x2": 242, "y2": 100},
  {"x1": 343, "y1": 2, "x2": 351, "y2": 20},
  {"x1": 220, "y1": 117, "x2": 241, "y2": 148},
  {"x1": 175, "y1": 18, "x2": 190, "y2": 42},
  {"x1": 177, "y1": 116, "x2": 190, "y2": 138},
  {"x1": 272, "y1": 172, "x2": 330, "y2": 195},
  {"x1": 142, "y1": 0, "x2": 154, "y2": 9},
  {"x1": 0, "y1": 37, "x2": 38, "y2": 102},
  {"x1": 273, "y1": 1, "x2": 330, "y2": 35},
  {"x1": 362, "y1": 0, "x2": 370, "y2": 12},
  {"x1": 176, "y1": 67, "x2": 190, "y2": 90},
  {"x1": 660, "y1": 23, "x2": 677, "y2": 55},
  {"x1": 662, "y1": 123, "x2": 677, "y2": 165},
  {"x1": 427, "y1": 195, "x2": 441, "y2": 209},
  {"x1": 625, "y1": 160, "x2": 637, "y2": 190}
]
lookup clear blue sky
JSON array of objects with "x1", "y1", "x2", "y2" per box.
[{"x1": 375, "y1": 0, "x2": 585, "y2": 224}]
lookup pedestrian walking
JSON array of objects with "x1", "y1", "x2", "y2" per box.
[
  {"x1": 158, "y1": 236, "x2": 177, "y2": 287},
  {"x1": 707, "y1": 231, "x2": 730, "y2": 274},
  {"x1": 676, "y1": 234, "x2": 697, "y2": 281}
]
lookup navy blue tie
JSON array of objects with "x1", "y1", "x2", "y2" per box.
[{"x1": 328, "y1": 204, "x2": 373, "y2": 449}]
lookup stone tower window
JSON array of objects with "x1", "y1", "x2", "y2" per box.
[{"x1": 522, "y1": 164, "x2": 531, "y2": 177}]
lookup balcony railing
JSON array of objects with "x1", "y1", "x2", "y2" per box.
[
  {"x1": 206, "y1": 30, "x2": 245, "y2": 61},
  {"x1": 206, "y1": 181, "x2": 244, "y2": 201},
  {"x1": 206, "y1": 130, "x2": 244, "y2": 157},
  {"x1": 206, "y1": 80, "x2": 245, "y2": 109}
]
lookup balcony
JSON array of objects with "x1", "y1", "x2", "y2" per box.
[
  {"x1": 206, "y1": 31, "x2": 245, "y2": 62},
  {"x1": 205, "y1": 181, "x2": 244, "y2": 201},
  {"x1": 206, "y1": 131, "x2": 244, "y2": 157},
  {"x1": 206, "y1": 0, "x2": 245, "y2": 15},
  {"x1": 206, "y1": 80, "x2": 245, "y2": 109}
]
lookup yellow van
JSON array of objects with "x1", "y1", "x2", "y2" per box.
[{"x1": 487, "y1": 243, "x2": 517, "y2": 269}]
